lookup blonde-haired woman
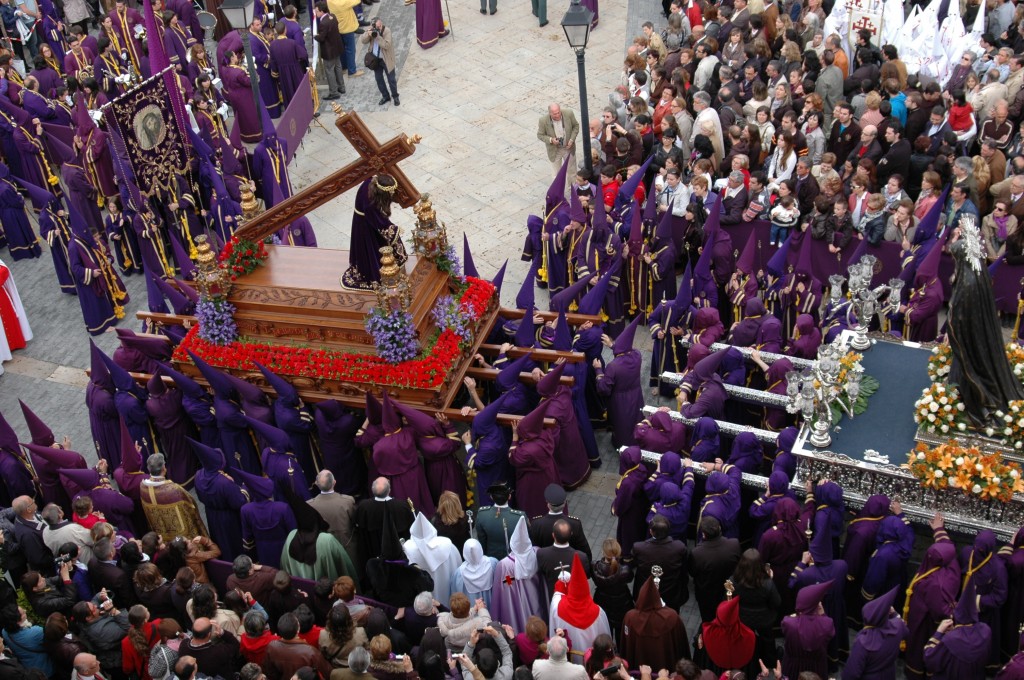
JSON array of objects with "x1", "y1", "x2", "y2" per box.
[{"x1": 431, "y1": 490, "x2": 470, "y2": 553}]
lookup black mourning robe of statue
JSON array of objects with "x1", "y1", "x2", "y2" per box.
[{"x1": 947, "y1": 236, "x2": 1024, "y2": 425}]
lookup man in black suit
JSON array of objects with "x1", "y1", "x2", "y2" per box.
[
  {"x1": 631, "y1": 515, "x2": 689, "y2": 612},
  {"x1": 10, "y1": 495, "x2": 53, "y2": 580},
  {"x1": 87, "y1": 537, "x2": 136, "y2": 607},
  {"x1": 793, "y1": 159, "x2": 821, "y2": 216},
  {"x1": 528, "y1": 484, "x2": 592, "y2": 563},
  {"x1": 877, "y1": 122, "x2": 912, "y2": 186},
  {"x1": 354, "y1": 477, "x2": 415, "y2": 562},
  {"x1": 536, "y1": 519, "x2": 590, "y2": 596},
  {"x1": 828, "y1": 103, "x2": 861, "y2": 166},
  {"x1": 720, "y1": 171, "x2": 749, "y2": 225},
  {"x1": 689, "y1": 517, "x2": 741, "y2": 623}
]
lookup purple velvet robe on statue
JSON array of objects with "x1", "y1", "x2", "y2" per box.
[
  {"x1": 596, "y1": 349, "x2": 644, "y2": 447},
  {"x1": 613, "y1": 447, "x2": 651, "y2": 559}
]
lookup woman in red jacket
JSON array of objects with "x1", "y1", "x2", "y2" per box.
[{"x1": 122, "y1": 605, "x2": 162, "y2": 680}]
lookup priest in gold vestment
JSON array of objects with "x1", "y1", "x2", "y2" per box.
[{"x1": 140, "y1": 452, "x2": 208, "y2": 542}]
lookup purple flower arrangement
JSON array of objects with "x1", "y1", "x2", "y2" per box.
[
  {"x1": 366, "y1": 307, "x2": 421, "y2": 363},
  {"x1": 196, "y1": 298, "x2": 239, "y2": 345},
  {"x1": 435, "y1": 243, "x2": 463, "y2": 280},
  {"x1": 432, "y1": 295, "x2": 471, "y2": 341}
]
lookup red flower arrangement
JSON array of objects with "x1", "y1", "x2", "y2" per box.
[
  {"x1": 173, "y1": 277, "x2": 496, "y2": 390},
  {"x1": 218, "y1": 236, "x2": 269, "y2": 281}
]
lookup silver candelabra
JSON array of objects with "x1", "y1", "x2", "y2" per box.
[{"x1": 785, "y1": 339, "x2": 864, "y2": 448}]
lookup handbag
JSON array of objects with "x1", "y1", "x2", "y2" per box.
[{"x1": 364, "y1": 50, "x2": 382, "y2": 70}]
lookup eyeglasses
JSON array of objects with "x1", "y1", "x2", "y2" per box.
[{"x1": 996, "y1": 206, "x2": 1007, "y2": 212}]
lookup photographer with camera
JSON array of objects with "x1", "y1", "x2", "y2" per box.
[
  {"x1": 537, "y1": 103, "x2": 579, "y2": 180},
  {"x1": 71, "y1": 591, "x2": 131, "y2": 677},
  {"x1": 20, "y1": 552, "x2": 77, "y2": 619},
  {"x1": 360, "y1": 18, "x2": 399, "y2": 106}
]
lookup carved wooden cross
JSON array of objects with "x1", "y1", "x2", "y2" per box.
[{"x1": 234, "y1": 105, "x2": 422, "y2": 243}]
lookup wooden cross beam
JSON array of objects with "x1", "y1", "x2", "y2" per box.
[{"x1": 233, "y1": 106, "x2": 422, "y2": 243}]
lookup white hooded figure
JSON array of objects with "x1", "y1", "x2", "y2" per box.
[
  {"x1": 451, "y1": 538, "x2": 498, "y2": 608},
  {"x1": 403, "y1": 511, "x2": 463, "y2": 605},
  {"x1": 489, "y1": 515, "x2": 548, "y2": 634}
]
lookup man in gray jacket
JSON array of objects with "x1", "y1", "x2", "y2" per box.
[{"x1": 71, "y1": 595, "x2": 130, "y2": 676}]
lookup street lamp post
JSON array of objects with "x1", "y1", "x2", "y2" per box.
[
  {"x1": 561, "y1": 0, "x2": 594, "y2": 175},
  {"x1": 219, "y1": 0, "x2": 263, "y2": 137}
]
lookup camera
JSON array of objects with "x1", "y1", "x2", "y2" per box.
[
  {"x1": 556, "y1": 136, "x2": 564, "y2": 147},
  {"x1": 600, "y1": 665, "x2": 621, "y2": 677},
  {"x1": 54, "y1": 553, "x2": 73, "y2": 567},
  {"x1": 370, "y1": 29, "x2": 379, "y2": 37}
]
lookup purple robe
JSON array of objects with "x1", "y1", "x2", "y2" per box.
[
  {"x1": 688, "y1": 416, "x2": 721, "y2": 463},
  {"x1": 87, "y1": 483, "x2": 137, "y2": 537},
  {"x1": 729, "y1": 299, "x2": 766, "y2": 347},
  {"x1": 145, "y1": 387, "x2": 198, "y2": 487},
  {"x1": 0, "y1": 176, "x2": 40, "y2": 260},
  {"x1": 748, "y1": 471, "x2": 796, "y2": 546},
  {"x1": 904, "y1": 277, "x2": 943, "y2": 342},
  {"x1": 924, "y1": 622, "x2": 993, "y2": 679},
  {"x1": 468, "y1": 413, "x2": 511, "y2": 507},
  {"x1": 271, "y1": 400, "x2": 316, "y2": 482},
  {"x1": 843, "y1": 612, "x2": 909, "y2": 680},
  {"x1": 961, "y1": 530, "x2": 1009, "y2": 671},
  {"x1": 0, "y1": 449, "x2": 36, "y2": 504},
  {"x1": 413, "y1": 425, "x2": 467, "y2": 508},
  {"x1": 509, "y1": 427, "x2": 559, "y2": 519},
  {"x1": 646, "y1": 475, "x2": 693, "y2": 540},
  {"x1": 167, "y1": 0, "x2": 204, "y2": 46},
  {"x1": 105, "y1": 212, "x2": 141, "y2": 276},
  {"x1": 1000, "y1": 529, "x2": 1024, "y2": 660},
  {"x1": 87, "y1": 381, "x2": 122, "y2": 470},
  {"x1": 313, "y1": 401, "x2": 365, "y2": 498},
  {"x1": 69, "y1": 234, "x2": 128, "y2": 336},
  {"x1": 39, "y1": 206, "x2": 76, "y2": 294},
  {"x1": 194, "y1": 467, "x2": 248, "y2": 560},
  {"x1": 861, "y1": 515, "x2": 914, "y2": 603},
  {"x1": 904, "y1": 534, "x2": 960, "y2": 680},
  {"x1": 648, "y1": 238, "x2": 678, "y2": 304},
  {"x1": 268, "y1": 36, "x2": 305, "y2": 105},
  {"x1": 342, "y1": 177, "x2": 408, "y2": 290},
  {"x1": 163, "y1": 23, "x2": 193, "y2": 68},
  {"x1": 541, "y1": 387, "x2": 592, "y2": 490},
  {"x1": 108, "y1": 7, "x2": 148, "y2": 77},
  {"x1": 262, "y1": 448, "x2": 311, "y2": 501},
  {"x1": 843, "y1": 495, "x2": 891, "y2": 626},
  {"x1": 726, "y1": 431, "x2": 762, "y2": 474},
  {"x1": 697, "y1": 467, "x2": 741, "y2": 538},
  {"x1": 415, "y1": 0, "x2": 447, "y2": 48},
  {"x1": 781, "y1": 612, "x2": 834, "y2": 680},
  {"x1": 252, "y1": 136, "x2": 290, "y2": 207},
  {"x1": 563, "y1": 360, "x2": 600, "y2": 466},
  {"x1": 613, "y1": 448, "x2": 651, "y2": 559},
  {"x1": 643, "y1": 451, "x2": 683, "y2": 498},
  {"x1": 634, "y1": 411, "x2": 687, "y2": 455},
  {"x1": 241, "y1": 499, "x2": 297, "y2": 568},
  {"x1": 280, "y1": 216, "x2": 317, "y2": 247},
  {"x1": 13, "y1": 126, "x2": 55, "y2": 196},
  {"x1": 372, "y1": 428, "x2": 435, "y2": 516},
  {"x1": 248, "y1": 30, "x2": 281, "y2": 117},
  {"x1": 490, "y1": 552, "x2": 547, "y2": 634},
  {"x1": 28, "y1": 446, "x2": 86, "y2": 514},
  {"x1": 213, "y1": 396, "x2": 260, "y2": 473},
  {"x1": 997, "y1": 652, "x2": 1024, "y2": 679},
  {"x1": 758, "y1": 498, "x2": 807, "y2": 619},
  {"x1": 787, "y1": 313, "x2": 822, "y2": 359},
  {"x1": 221, "y1": 65, "x2": 261, "y2": 144},
  {"x1": 21, "y1": 89, "x2": 71, "y2": 125},
  {"x1": 596, "y1": 349, "x2": 644, "y2": 447}
]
